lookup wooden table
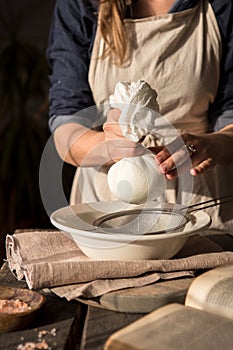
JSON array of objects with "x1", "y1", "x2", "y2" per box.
[
  {"x1": 1, "y1": 233, "x2": 233, "y2": 350},
  {"x1": 0, "y1": 263, "x2": 146, "y2": 350}
]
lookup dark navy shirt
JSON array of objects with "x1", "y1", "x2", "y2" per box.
[{"x1": 47, "y1": 0, "x2": 233, "y2": 132}]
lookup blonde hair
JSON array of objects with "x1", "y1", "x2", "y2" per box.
[{"x1": 98, "y1": 0, "x2": 129, "y2": 65}]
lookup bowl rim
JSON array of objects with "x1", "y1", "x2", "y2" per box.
[{"x1": 50, "y1": 202, "x2": 211, "y2": 242}]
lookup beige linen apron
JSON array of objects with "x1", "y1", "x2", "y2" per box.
[{"x1": 70, "y1": 0, "x2": 233, "y2": 230}]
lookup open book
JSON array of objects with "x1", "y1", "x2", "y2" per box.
[{"x1": 105, "y1": 263, "x2": 233, "y2": 350}]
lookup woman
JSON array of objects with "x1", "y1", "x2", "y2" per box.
[{"x1": 47, "y1": 0, "x2": 233, "y2": 229}]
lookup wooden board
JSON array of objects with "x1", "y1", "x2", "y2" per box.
[
  {"x1": 76, "y1": 277, "x2": 194, "y2": 314},
  {"x1": 99, "y1": 277, "x2": 194, "y2": 313}
]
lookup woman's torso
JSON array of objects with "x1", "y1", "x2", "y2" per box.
[{"x1": 71, "y1": 0, "x2": 233, "y2": 231}]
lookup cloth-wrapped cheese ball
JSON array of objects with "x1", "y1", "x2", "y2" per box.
[
  {"x1": 108, "y1": 80, "x2": 166, "y2": 204},
  {"x1": 107, "y1": 153, "x2": 166, "y2": 204}
]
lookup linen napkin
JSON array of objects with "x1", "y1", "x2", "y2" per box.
[{"x1": 6, "y1": 230, "x2": 233, "y2": 300}]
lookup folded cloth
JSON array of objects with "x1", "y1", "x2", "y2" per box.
[{"x1": 6, "y1": 230, "x2": 233, "y2": 300}]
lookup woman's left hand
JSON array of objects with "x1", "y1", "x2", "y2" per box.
[{"x1": 151, "y1": 132, "x2": 220, "y2": 179}]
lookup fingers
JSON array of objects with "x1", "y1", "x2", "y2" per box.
[
  {"x1": 190, "y1": 158, "x2": 215, "y2": 176},
  {"x1": 104, "y1": 108, "x2": 145, "y2": 161},
  {"x1": 155, "y1": 144, "x2": 191, "y2": 176},
  {"x1": 106, "y1": 139, "x2": 145, "y2": 163},
  {"x1": 160, "y1": 156, "x2": 192, "y2": 179},
  {"x1": 103, "y1": 123, "x2": 124, "y2": 140},
  {"x1": 107, "y1": 108, "x2": 121, "y2": 122},
  {"x1": 154, "y1": 133, "x2": 216, "y2": 179},
  {"x1": 103, "y1": 108, "x2": 124, "y2": 140}
]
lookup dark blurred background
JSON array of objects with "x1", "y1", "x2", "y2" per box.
[{"x1": 0, "y1": 0, "x2": 75, "y2": 263}]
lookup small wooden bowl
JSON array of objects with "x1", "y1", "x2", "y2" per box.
[{"x1": 0, "y1": 286, "x2": 46, "y2": 333}]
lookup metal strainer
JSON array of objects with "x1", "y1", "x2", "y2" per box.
[{"x1": 93, "y1": 195, "x2": 233, "y2": 235}]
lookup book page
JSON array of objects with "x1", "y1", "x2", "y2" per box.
[
  {"x1": 104, "y1": 303, "x2": 233, "y2": 350},
  {"x1": 185, "y1": 263, "x2": 233, "y2": 320}
]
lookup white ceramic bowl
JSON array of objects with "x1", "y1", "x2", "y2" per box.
[{"x1": 50, "y1": 201, "x2": 211, "y2": 260}]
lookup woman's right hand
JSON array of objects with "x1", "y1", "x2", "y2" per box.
[
  {"x1": 103, "y1": 108, "x2": 145, "y2": 162},
  {"x1": 103, "y1": 108, "x2": 125, "y2": 140},
  {"x1": 54, "y1": 111, "x2": 144, "y2": 167}
]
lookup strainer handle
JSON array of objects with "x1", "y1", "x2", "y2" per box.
[{"x1": 182, "y1": 194, "x2": 233, "y2": 213}]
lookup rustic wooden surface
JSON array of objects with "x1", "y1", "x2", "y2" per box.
[
  {"x1": 80, "y1": 306, "x2": 144, "y2": 350},
  {"x1": 0, "y1": 263, "x2": 194, "y2": 350},
  {"x1": 0, "y1": 263, "x2": 87, "y2": 350},
  {"x1": 74, "y1": 278, "x2": 196, "y2": 349},
  {"x1": 0, "y1": 264, "x2": 147, "y2": 350}
]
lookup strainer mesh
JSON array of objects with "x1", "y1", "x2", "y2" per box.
[{"x1": 94, "y1": 209, "x2": 188, "y2": 235}]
